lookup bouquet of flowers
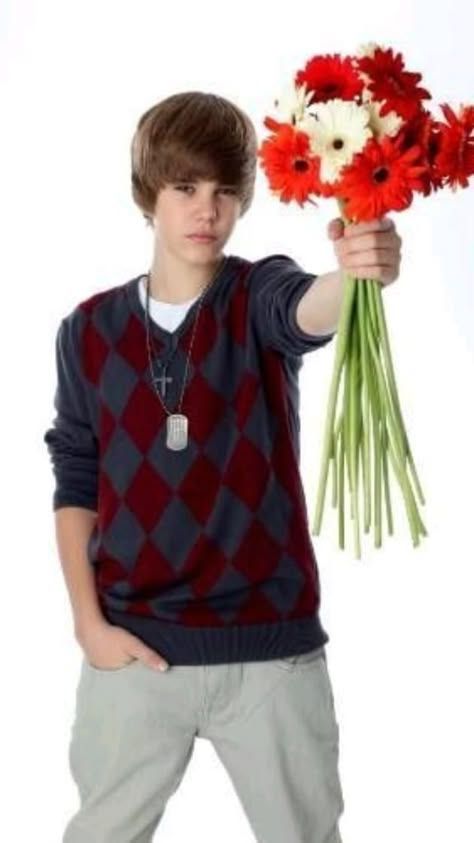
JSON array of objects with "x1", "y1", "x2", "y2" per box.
[{"x1": 258, "y1": 44, "x2": 474, "y2": 557}]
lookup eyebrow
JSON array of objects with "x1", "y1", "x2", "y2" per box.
[{"x1": 174, "y1": 179, "x2": 234, "y2": 187}]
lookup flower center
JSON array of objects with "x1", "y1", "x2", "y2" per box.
[
  {"x1": 333, "y1": 138, "x2": 344, "y2": 150},
  {"x1": 293, "y1": 158, "x2": 309, "y2": 172},
  {"x1": 373, "y1": 166, "x2": 389, "y2": 183},
  {"x1": 322, "y1": 84, "x2": 340, "y2": 97}
]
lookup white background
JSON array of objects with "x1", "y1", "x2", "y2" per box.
[{"x1": 1, "y1": 1, "x2": 473, "y2": 841}]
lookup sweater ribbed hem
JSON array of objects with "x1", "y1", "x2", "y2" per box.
[{"x1": 103, "y1": 607, "x2": 329, "y2": 665}]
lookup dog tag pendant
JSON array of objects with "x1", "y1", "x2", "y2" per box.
[{"x1": 166, "y1": 413, "x2": 188, "y2": 450}]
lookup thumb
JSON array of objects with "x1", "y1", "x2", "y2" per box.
[{"x1": 327, "y1": 217, "x2": 345, "y2": 240}]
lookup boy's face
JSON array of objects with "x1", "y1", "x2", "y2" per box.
[{"x1": 151, "y1": 179, "x2": 242, "y2": 261}]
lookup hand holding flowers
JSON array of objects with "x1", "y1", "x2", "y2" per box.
[
  {"x1": 258, "y1": 44, "x2": 474, "y2": 556},
  {"x1": 328, "y1": 215, "x2": 402, "y2": 289}
]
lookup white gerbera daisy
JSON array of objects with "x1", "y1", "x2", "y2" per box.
[
  {"x1": 363, "y1": 98, "x2": 404, "y2": 140},
  {"x1": 356, "y1": 41, "x2": 387, "y2": 58},
  {"x1": 273, "y1": 80, "x2": 313, "y2": 125},
  {"x1": 298, "y1": 99, "x2": 373, "y2": 183}
]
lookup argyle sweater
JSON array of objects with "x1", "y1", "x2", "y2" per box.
[{"x1": 43, "y1": 252, "x2": 336, "y2": 665}]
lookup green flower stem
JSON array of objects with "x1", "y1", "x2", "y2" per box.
[
  {"x1": 364, "y1": 299, "x2": 407, "y2": 480},
  {"x1": 357, "y1": 280, "x2": 372, "y2": 534},
  {"x1": 349, "y1": 296, "x2": 362, "y2": 558},
  {"x1": 366, "y1": 277, "x2": 379, "y2": 341},
  {"x1": 359, "y1": 394, "x2": 369, "y2": 535},
  {"x1": 374, "y1": 408, "x2": 383, "y2": 547},
  {"x1": 367, "y1": 280, "x2": 389, "y2": 546},
  {"x1": 370, "y1": 279, "x2": 427, "y2": 512},
  {"x1": 330, "y1": 428, "x2": 337, "y2": 508},
  {"x1": 381, "y1": 422, "x2": 394, "y2": 536},
  {"x1": 344, "y1": 317, "x2": 354, "y2": 514},
  {"x1": 365, "y1": 324, "x2": 383, "y2": 547},
  {"x1": 367, "y1": 280, "x2": 427, "y2": 538},
  {"x1": 312, "y1": 197, "x2": 427, "y2": 553},
  {"x1": 364, "y1": 304, "x2": 421, "y2": 545},
  {"x1": 367, "y1": 280, "x2": 407, "y2": 458},
  {"x1": 332, "y1": 414, "x2": 343, "y2": 508},
  {"x1": 338, "y1": 424, "x2": 345, "y2": 549},
  {"x1": 312, "y1": 268, "x2": 357, "y2": 535}
]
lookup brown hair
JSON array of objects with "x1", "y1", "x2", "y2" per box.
[{"x1": 130, "y1": 91, "x2": 258, "y2": 226}]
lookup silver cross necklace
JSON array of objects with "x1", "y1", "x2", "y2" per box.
[
  {"x1": 152, "y1": 368, "x2": 172, "y2": 398},
  {"x1": 143, "y1": 255, "x2": 228, "y2": 451}
]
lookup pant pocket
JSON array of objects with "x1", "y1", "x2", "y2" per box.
[
  {"x1": 273, "y1": 644, "x2": 326, "y2": 671},
  {"x1": 84, "y1": 656, "x2": 139, "y2": 674}
]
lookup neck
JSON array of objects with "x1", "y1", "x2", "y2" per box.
[{"x1": 148, "y1": 247, "x2": 226, "y2": 304}]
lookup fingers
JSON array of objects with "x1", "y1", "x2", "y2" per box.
[
  {"x1": 338, "y1": 247, "x2": 395, "y2": 267},
  {"x1": 343, "y1": 217, "x2": 394, "y2": 238},
  {"x1": 327, "y1": 215, "x2": 401, "y2": 286},
  {"x1": 138, "y1": 645, "x2": 169, "y2": 671},
  {"x1": 327, "y1": 216, "x2": 396, "y2": 243},
  {"x1": 334, "y1": 234, "x2": 401, "y2": 282},
  {"x1": 123, "y1": 631, "x2": 170, "y2": 671},
  {"x1": 335, "y1": 230, "x2": 400, "y2": 256}
]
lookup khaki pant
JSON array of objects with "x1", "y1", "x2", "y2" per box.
[{"x1": 64, "y1": 644, "x2": 344, "y2": 842}]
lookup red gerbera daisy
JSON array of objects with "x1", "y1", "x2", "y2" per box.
[
  {"x1": 434, "y1": 103, "x2": 474, "y2": 190},
  {"x1": 337, "y1": 135, "x2": 428, "y2": 222},
  {"x1": 356, "y1": 47, "x2": 431, "y2": 122},
  {"x1": 257, "y1": 123, "x2": 324, "y2": 207},
  {"x1": 295, "y1": 54, "x2": 364, "y2": 107},
  {"x1": 394, "y1": 109, "x2": 444, "y2": 195}
]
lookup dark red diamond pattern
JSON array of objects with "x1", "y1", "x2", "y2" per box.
[
  {"x1": 73, "y1": 263, "x2": 324, "y2": 630},
  {"x1": 124, "y1": 460, "x2": 173, "y2": 532}
]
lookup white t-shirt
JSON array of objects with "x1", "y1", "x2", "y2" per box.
[{"x1": 138, "y1": 277, "x2": 199, "y2": 332}]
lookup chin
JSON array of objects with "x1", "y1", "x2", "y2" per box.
[
  {"x1": 184, "y1": 240, "x2": 223, "y2": 259},
  {"x1": 185, "y1": 237, "x2": 219, "y2": 248}
]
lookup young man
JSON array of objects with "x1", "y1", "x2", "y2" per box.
[{"x1": 44, "y1": 91, "x2": 401, "y2": 843}]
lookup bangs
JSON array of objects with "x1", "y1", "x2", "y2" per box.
[{"x1": 131, "y1": 91, "x2": 257, "y2": 222}]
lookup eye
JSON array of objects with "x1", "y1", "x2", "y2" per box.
[{"x1": 174, "y1": 184, "x2": 237, "y2": 195}]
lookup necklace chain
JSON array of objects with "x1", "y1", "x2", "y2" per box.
[{"x1": 144, "y1": 255, "x2": 228, "y2": 417}]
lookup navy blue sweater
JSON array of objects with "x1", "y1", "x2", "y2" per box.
[{"x1": 43, "y1": 253, "x2": 335, "y2": 665}]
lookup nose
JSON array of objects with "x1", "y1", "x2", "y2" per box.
[
  {"x1": 195, "y1": 195, "x2": 219, "y2": 220},
  {"x1": 197, "y1": 204, "x2": 218, "y2": 221}
]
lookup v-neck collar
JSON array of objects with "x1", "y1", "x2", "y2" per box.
[{"x1": 125, "y1": 253, "x2": 238, "y2": 347}]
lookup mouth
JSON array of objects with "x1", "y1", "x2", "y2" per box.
[{"x1": 187, "y1": 234, "x2": 217, "y2": 243}]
